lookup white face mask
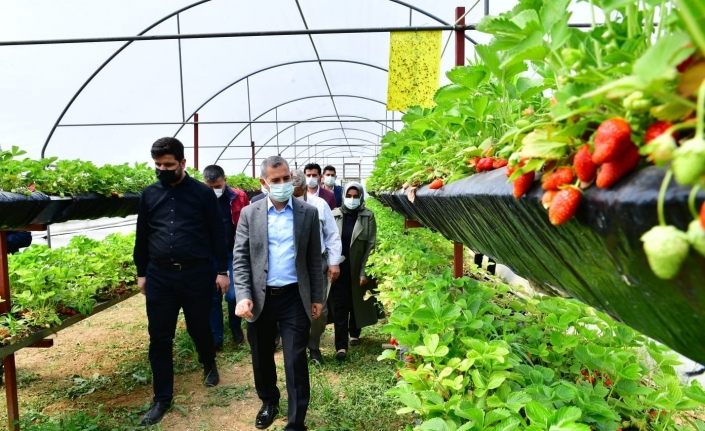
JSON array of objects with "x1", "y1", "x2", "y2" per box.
[
  {"x1": 213, "y1": 188, "x2": 224, "y2": 198},
  {"x1": 267, "y1": 181, "x2": 294, "y2": 203},
  {"x1": 344, "y1": 197, "x2": 361, "y2": 210},
  {"x1": 323, "y1": 175, "x2": 336, "y2": 187},
  {"x1": 306, "y1": 177, "x2": 319, "y2": 188}
]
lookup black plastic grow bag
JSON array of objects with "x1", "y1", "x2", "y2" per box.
[
  {"x1": 376, "y1": 166, "x2": 705, "y2": 365},
  {"x1": 0, "y1": 192, "x2": 50, "y2": 229},
  {"x1": 52, "y1": 193, "x2": 141, "y2": 223}
]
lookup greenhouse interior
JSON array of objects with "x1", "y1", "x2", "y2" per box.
[{"x1": 1, "y1": 0, "x2": 705, "y2": 430}]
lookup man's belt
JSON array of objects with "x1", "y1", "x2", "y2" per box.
[
  {"x1": 153, "y1": 257, "x2": 210, "y2": 271},
  {"x1": 266, "y1": 282, "x2": 298, "y2": 296}
]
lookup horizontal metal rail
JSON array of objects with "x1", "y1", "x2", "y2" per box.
[{"x1": 57, "y1": 119, "x2": 403, "y2": 126}]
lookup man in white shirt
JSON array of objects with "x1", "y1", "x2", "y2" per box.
[{"x1": 292, "y1": 170, "x2": 342, "y2": 365}]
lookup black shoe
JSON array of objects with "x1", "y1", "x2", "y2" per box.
[
  {"x1": 139, "y1": 401, "x2": 171, "y2": 426},
  {"x1": 203, "y1": 363, "x2": 220, "y2": 387},
  {"x1": 335, "y1": 349, "x2": 347, "y2": 362},
  {"x1": 309, "y1": 349, "x2": 324, "y2": 365},
  {"x1": 232, "y1": 330, "x2": 245, "y2": 346},
  {"x1": 255, "y1": 402, "x2": 279, "y2": 429},
  {"x1": 349, "y1": 337, "x2": 361, "y2": 346}
]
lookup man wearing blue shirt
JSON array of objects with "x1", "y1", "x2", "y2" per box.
[{"x1": 234, "y1": 156, "x2": 323, "y2": 431}]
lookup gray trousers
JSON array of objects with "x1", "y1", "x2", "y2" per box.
[{"x1": 308, "y1": 258, "x2": 330, "y2": 351}]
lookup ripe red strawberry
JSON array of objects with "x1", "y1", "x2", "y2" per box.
[
  {"x1": 542, "y1": 190, "x2": 558, "y2": 209},
  {"x1": 644, "y1": 121, "x2": 673, "y2": 143},
  {"x1": 592, "y1": 118, "x2": 634, "y2": 164},
  {"x1": 512, "y1": 172, "x2": 535, "y2": 198},
  {"x1": 492, "y1": 158, "x2": 508, "y2": 169},
  {"x1": 549, "y1": 187, "x2": 582, "y2": 225},
  {"x1": 429, "y1": 178, "x2": 444, "y2": 189},
  {"x1": 476, "y1": 157, "x2": 495, "y2": 172},
  {"x1": 574, "y1": 145, "x2": 597, "y2": 182},
  {"x1": 596, "y1": 145, "x2": 641, "y2": 188},
  {"x1": 677, "y1": 53, "x2": 697, "y2": 73},
  {"x1": 701, "y1": 202, "x2": 705, "y2": 230},
  {"x1": 542, "y1": 167, "x2": 575, "y2": 191}
]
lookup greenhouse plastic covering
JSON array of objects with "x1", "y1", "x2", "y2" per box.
[
  {"x1": 0, "y1": 0, "x2": 601, "y2": 178},
  {"x1": 376, "y1": 167, "x2": 705, "y2": 365}
]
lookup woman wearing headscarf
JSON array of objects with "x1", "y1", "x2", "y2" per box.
[{"x1": 329, "y1": 182, "x2": 378, "y2": 361}]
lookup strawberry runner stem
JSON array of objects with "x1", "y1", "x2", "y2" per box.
[
  {"x1": 657, "y1": 170, "x2": 672, "y2": 227},
  {"x1": 688, "y1": 185, "x2": 701, "y2": 219}
]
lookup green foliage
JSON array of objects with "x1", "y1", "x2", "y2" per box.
[
  {"x1": 1, "y1": 233, "x2": 137, "y2": 344},
  {"x1": 0, "y1": 146, "x2": 261, "y2": 196},
  {"x1": 367, "y1": 199, "x2": 705, "y2": 430},
  {"x1": 368, "y1": 0, "x2": 698, "y2": 192},
  {"x1": 0, "y1": 146, "x2": 154, "y2": 196}
]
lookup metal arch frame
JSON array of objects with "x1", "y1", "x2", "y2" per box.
[
  {"x1": 277, "y1": 128, "x2": 382, "y2": 158},
  {"x1": 172, "y1": 59, "x2": 388, "y2": 139},
  {"x1": 292, "y1": 138, "x2": 379, "y2": 163},
  {"x1": 249, "y1": 114, "x2": 392, "y2": 156},
  {"x1": 41, "y1": 0, "x2": 476, "y2": 157},
  {"x1": 40, "y1": 0, "x2": 211, "y2": 157},
  {"x1": 223, "y1": 114, "x2": 393, "y2": 170},
  {"x1": 206, "y1": 92, "x2": 392, "y2": 163},
  {"x1": 247, "y1": 126, "x2": 381, "y2": 158}
]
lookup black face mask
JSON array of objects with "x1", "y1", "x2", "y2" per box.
[{"x1": 155, "y1": 168, "x2": 180, "y2": 186}]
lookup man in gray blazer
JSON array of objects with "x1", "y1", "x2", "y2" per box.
[{"x1": 234, "y1": 155, "x2": 323, "y2": 431}]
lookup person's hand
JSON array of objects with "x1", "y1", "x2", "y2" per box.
[
  {"x1": 216, "y1": 274, "x2": 229, "y2": 294},
  {"x1": 311, "y1": 303, "x2": 323, "y2": 320},
  {"x1": 359, "y1": 275, "x2": 369, "y2": 287},
  {"x1": 235, "y1": 299, "x2": 254, "y2": 319},
  {"x1": 137, "y1": 277, "x2": 146, "y2": 295},
  {"x1": 328, "y1": 264, "x2": 340, "y2": 282}
]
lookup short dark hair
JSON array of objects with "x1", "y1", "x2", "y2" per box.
[
  {"x1": 203, "y1": 165, "x2": 225, "y2": 181},
  {"x1": 304, "y1": 163, "x2": 322, "y2": 175},
  {"x1": 323, "y1": 165, "x2": 336, "y2": 175},
  {"x1": 261, "y1": 156, "x2": 290, "y2": 178},
  {"x1": 151, "y1": 137, "x2": 184, "y2": 161}
]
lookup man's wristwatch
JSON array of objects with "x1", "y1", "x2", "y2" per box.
[{"x1": 217, "y1": 271, "x2": 228, "y2": 276}]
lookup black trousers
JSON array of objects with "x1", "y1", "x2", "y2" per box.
[
  {"x1": 330, "y1": 279, "x2": 359, "y2": 351},
  {"x1": 145, "y1": 263, "x2": 216, "y2": 403},
  {"x1": 248, "y1": 287, "x2": 311, "y2": 431}
]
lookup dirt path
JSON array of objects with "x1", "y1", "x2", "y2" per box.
[{"x1": 1, "y1": 295, "x2": 316, "y2": 430}]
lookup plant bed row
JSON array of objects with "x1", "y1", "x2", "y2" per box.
[
  {"x1": 374, "y1": 166, "x2": 705, "y2": 366},
  {"x1": 1, "y1": 233, "x2": 138, "y2": 349},
  {"x1": 365, "y1": 199, "x2": 705, "y2": 431}
]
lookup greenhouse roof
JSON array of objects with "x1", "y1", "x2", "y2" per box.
[{"x1": 0, "y1": 0, "x2": 598, "y2": 177}]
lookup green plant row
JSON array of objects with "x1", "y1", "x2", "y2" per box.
[
  {"x1": 0, "y1": 146, "x2": 261, "y2": 197},
  {"x1": 0, "y1": 233, "x2": 137, "y2": 345},
  {"x1": 365, "y1": 199, "x2": 705, "y2": 430},
  {"x1": 368, "y1": 0, "x2": 705, "y2": 279}
]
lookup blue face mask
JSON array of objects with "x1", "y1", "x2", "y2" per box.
[{"x1": 267, "y1": 181, "x2": 294, "y2": 203}]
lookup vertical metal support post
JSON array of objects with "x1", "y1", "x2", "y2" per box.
[
  {"x1": 454, "y1": 242, "x2": 464, "y2": 278},
  {"x1": 193, "y1": 112, "x2": 199, "y2": 170},
  {"x1": 0, "y1": 231, "x2": 20, "y2": 430},
  {"x1": 251, "y1": 141, "x2": 256, "y2": 178},
  {"x1": 453, "y1": 6, "x2": 466, "y2": 279},
  {"x1": 455, "y1": 6, "x2": 466, "y2": 66}
]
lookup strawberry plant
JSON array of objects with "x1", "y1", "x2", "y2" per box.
[
  {"x1": 369, "y1": 0, "x2": 705, "y2": 279},
  {"x1": 366, "y1": 199, "x2": 705, "y2": 430},
  {"x1": 0, "y1": 146, "x2": 261, "y2": 198},
  {"x1": 1, "y1": 233, "x2": 137, "y2": 345}
]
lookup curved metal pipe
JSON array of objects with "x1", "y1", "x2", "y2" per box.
[
  {"x1": 41, "y1": 0, "x2": 210, "y2": 157},
  {"x1": 207, "y1": 93, "x2": 390, "y2": 163},
  {"x1": 42, "y1": 0, "x2": 469, "y2": 157},
  {"x1": 173, "y1": 59, "x2": 388, "y2": 140}
]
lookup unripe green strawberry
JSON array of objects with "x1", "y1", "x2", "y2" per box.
[
  {"x1": 641, "y1": 226, "x2": 690, "y2": 279},
  {"x1": 672, "y1": 137, "x2": 705, "y2": 185},
  {"x1": 687, "y1": 220, "x2": 705, "y2": 257}
]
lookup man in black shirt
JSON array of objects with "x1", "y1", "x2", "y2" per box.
[{"x1": 133, "y1": 137, "x2": 230, "y2": 426}]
